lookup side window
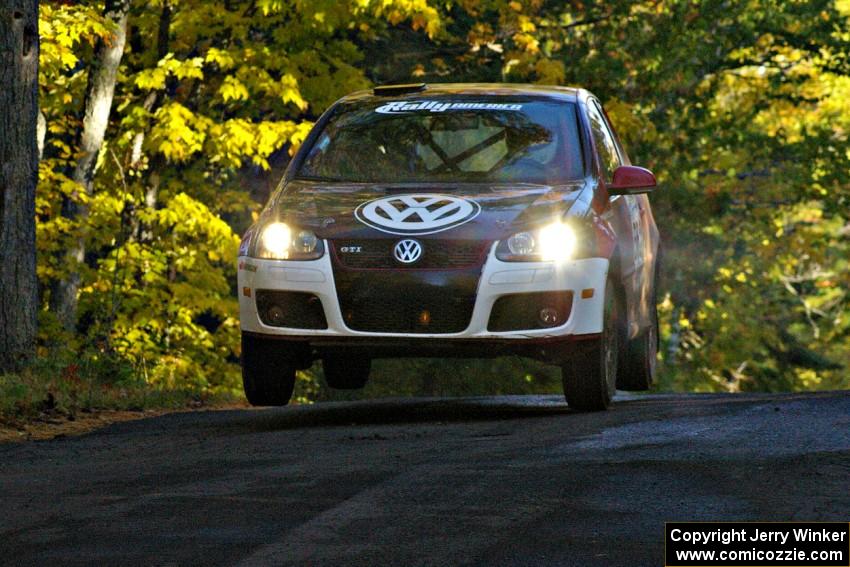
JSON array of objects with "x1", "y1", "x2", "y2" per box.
[{"x1": 587, "y1": 100, "x2": 620, "y2": 181}]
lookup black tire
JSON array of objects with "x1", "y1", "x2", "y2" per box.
[
  {"x1": 241, "y1": 334, "x2": 296, "y2": 406},
  {"x1": 616, "y1": 281, "x2": 659, "y2": 391},
  {"x1": 323, "y1": 356, "x2": 371, "y2": 390},
  {"x1": 561, "y1": 279, "x2": 621, "y2": 411}
]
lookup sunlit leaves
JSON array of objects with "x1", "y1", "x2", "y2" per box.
[
  {"x1": 149, "y1": 102, "x2": 209, "y2": 162},
  {"x1": 36, "y1": 0, "x2": 449, "y2": 392},
  {"x1": 218, "y1": 76, "x2": 250, "y2": 102},
  {"x1": 39, "y1": 3, "x2": 113, "y2": 81},
  {"x1": 82, "y1": 192, "x2": 242, "y2": 389},
  {"x1": 134, "y1": 54, "x2": 205, "y2": 91}
]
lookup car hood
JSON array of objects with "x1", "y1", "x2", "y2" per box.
[{"x1": 268, "y1": 179, "x2": 589, "y2": 240}]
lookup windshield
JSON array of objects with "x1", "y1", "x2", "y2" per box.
[{"x1": 296, "y1": 98, "x2": 584, "y2": 184}]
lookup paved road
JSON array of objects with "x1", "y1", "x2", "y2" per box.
[{"x1": 2, "y1": 391, "x2": 849, "y2": 566}]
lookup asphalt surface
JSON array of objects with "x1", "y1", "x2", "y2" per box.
[{"x1": 1, "y1": 391, "x2": 849, "y2": 566}]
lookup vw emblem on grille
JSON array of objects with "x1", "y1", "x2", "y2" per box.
[
  {"x1": 355, "y1": 194, "x2": 480, "y2": 236},
  {"x1": 393, "y1": 239, "x2": 423, "y2": 264}
]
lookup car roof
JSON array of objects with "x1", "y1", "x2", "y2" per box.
[{"x1": 339, "y1": 83, "x2": 588, "y2": 105}]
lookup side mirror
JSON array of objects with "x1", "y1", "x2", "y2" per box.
[{"x1": 608, "y1": 165, "x2": 657, "y2": 195}]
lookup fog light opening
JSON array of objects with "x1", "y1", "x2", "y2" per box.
[
  {"x1": 538, "y1": 307, "x2": 560, "y2": 327},
  {"x1": 266, "y1": 304, "x2": 286, "y2": 326}
]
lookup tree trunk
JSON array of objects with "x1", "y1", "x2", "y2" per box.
[
  {"x1": 130, "y1": 0, "x2": 170, "y2": 243},
  {"x1": 36, "y1": 110, "x2": 45, "y2": 160},
  {"x1": 50, "y1": 0, "x2": 131, "y2": 331},
  {"x1": 0, "y1": 0, "x2": 39, "y2": 371}
]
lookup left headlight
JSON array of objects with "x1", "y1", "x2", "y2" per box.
[
  {"x1": 252, "y1": 221, "x2": 324, "y2": 260},
  {"x1": 496, "y1": 221, "x2": 577, "y2": 263}
]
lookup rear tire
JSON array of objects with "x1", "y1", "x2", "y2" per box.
[
  {"x1": 561, "y1": 279, "x2": 620, "y2": 411},
  {"x1": 241, "y1": 334, "x2": 296, "y2": 406},
  {"x1": 323, "y1": 356, "x2": 371, "y2": 390}
]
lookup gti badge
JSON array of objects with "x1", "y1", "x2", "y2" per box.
[
  {"x1": 355, "y1": 194, "x2": 480, "y2": 235},
  {"x1": 393, "y1": 239, "x2": 423, "y2": 264}
]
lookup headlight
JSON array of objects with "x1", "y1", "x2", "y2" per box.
[
  {"x1": 260, "y1": 222, "x2": 292, "y2": 258},
  {"x1": 496, "y1": 221, "x2": 577, "y2": 263},
  {"x1": 252, "y1": 222, "x2": 323, "y2": 260},
  {"x1": 507, "y1": 232, "x2": 536, "y2": 256},
  {"x1": 538, "y1": 222, "x2": 576, "y2": 262}
]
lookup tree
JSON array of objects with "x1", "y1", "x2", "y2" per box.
[
  {"x1": 35, "y1": 0, "x2": 441, "y2": 391},
  {"x1": 49, "y1": 0, "x2": 131, "y2": 332},
  {"x1": 0, "y1": 0, "x2": 39, "y2": 372}
]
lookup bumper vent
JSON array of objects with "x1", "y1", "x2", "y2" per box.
[
  {"x1": 256, "y1": 290, "x2": 328, "y2": 329},
  {"x1": 339, "y1": 291, "x2": 475, "y2": 334},
  {"x1": 332, "y1": 240, "x2": 489, "y2": 270},
  {"x1": 487, "y1": 292, "x2": 573, "y2": 332}
]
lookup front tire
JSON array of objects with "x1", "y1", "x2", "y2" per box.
[
  {"x1": 617, "y1": 313, "x2": 658, "y2": 391},
  {"x1": 617, "y1": 282, "x2": 659, "y2": 391},
  {"x1": 323, "y1": 356, "x2": 371, "y2": 390},
  {"x1": 561, "y1": 279, "x2": 621, "y2": 411},
  {"x1": 241, "y1": 334, "x2": 296, "y2": 406}
]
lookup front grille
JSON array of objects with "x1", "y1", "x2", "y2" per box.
[
  {"x1": 256, "y1": 290, "x2": 328, "y2": 329},
  {"x1": 488, "y1": 291, "x2": 573, "y2": 332},
  {"x1": 339, "y1": 290, "x2": 475, "y2": 334},
  {"x1": 332, "y1": 239, "x2": 489, "y2": 270}
]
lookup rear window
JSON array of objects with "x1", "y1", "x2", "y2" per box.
[{"x1": 296, "y1": 98, "x2": 583, "y2": 184}]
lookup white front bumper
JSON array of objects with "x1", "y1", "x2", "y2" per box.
[{"x1": 238, "y1": 244, "x2": 609, "y2": 339}]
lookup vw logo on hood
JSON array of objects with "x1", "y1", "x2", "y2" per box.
[
  {"x1": 393, "y1": 239, "x2": 423, "y2": 264},
  {"x1": 354, "y1": 194, "x2": 481, "y2": 236}
]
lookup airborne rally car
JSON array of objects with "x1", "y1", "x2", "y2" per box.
[{"x1": 238, "y1": 83, "x2": 659, "y2": 411}]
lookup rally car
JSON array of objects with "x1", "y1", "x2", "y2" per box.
[{"x1": 238, "y1": 83, "x2": 660, "y2": 411}]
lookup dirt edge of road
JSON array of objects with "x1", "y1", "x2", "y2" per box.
[
  {"x1": 0, "y1": 409, "x2": 177, "y2": 443},
  {"x1": 0, "y1": 404, "x2": 250, "y2": 444}
]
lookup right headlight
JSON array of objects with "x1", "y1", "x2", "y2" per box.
[
  {"x1": 251, "y1": 221, "x2": 324, "y2": 260},
  {"x1": 496, "y1": 221, "x2": 578, "y2": 263}
]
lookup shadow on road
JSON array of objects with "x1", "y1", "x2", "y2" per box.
[
  {"x1": 224, "y1": 395, "x2": 576, "y2": 433},
  {"x1": 194, "y1": 390, "x2": 847, "y2": 437}
]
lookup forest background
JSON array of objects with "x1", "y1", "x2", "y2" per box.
[{"x1": 3, "y1": 0, "x2": 849, "y2": 417}]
